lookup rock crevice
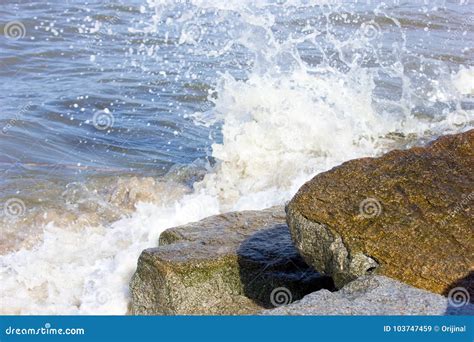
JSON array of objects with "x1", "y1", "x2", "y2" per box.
[{"x1": 130, "y1": 207, "x2": 334, "y2": 315}]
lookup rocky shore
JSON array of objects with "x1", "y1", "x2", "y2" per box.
[
  {"x1": 130, "y1": 207, "x2": 334, "y2": 314},
  {"x1": 130, "y1": 130, "x2": 473, "y2": 315}
]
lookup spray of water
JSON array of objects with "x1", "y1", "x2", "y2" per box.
[{"x1": 1, "y1": 0, "x2": 472, "y2": 314}]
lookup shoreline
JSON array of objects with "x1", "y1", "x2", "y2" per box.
[{"x1": 1, "y1": 129, "x2": 473, "y2": 315}]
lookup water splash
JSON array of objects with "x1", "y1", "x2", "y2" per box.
[{"x1": 1, "y1": 0, "x2": 473, "y2": 314}]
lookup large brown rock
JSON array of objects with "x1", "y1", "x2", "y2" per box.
[
  {"x1": 130, "y1": 206, "x2": 333, "y2": 315},
  {"x1": 287, "y1": 130, "x2": 474, "y2": 296}
]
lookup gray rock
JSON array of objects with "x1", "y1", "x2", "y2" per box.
[
  {"x1": 130, "y1": 206, "x2": 333, "y2": 315},
  {"x1": 287, "y1": 208, "x2": 379, "y2": 288},
  {"x1": 262, "y1": 275, "x2": 474, "y2": 315}
]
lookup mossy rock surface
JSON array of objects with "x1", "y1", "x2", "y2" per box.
[
  {"x1": 287, "y1": 130, "x2": 474, "y2": 296},
  {"x1": 130, "y1": 206, "x2": 333, "y2": 315}
]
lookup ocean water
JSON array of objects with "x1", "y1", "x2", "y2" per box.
[{"x1": 0, "y1": 0, "x2": 473, "y2": 314}]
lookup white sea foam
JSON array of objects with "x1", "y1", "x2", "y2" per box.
[
  {"x1": 452, "y1": 66, "x2": 474, "y2": 96},
  {"x1": 1, "y1": 0, "x2": 472, "y2": 314}
]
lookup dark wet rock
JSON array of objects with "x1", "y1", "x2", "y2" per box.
[
  {"x1": 263, "y1": 276, "x2": 474, "y2": 315},
  {"x1": 130, "y1": 206, "x2": 333, "y2": 315},
  {"x1": 287, "y1": 130, "x2": 474, "y2": 294}
]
